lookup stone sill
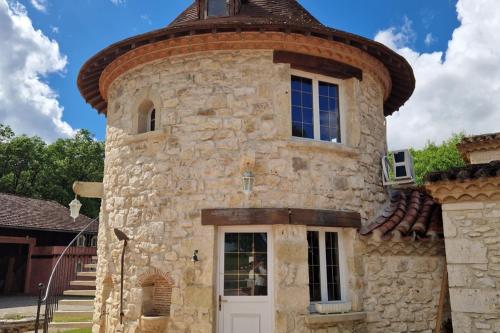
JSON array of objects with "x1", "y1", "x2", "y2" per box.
[
  {"x1": 124, "y1": 128, "x2": 168, "y2": 144},
  {"x1": 287, "y1": 138, "x2": 360, "y2": 158},
  {"x1": 305, "y1": 312, "x2": 366, "y2": 327}
]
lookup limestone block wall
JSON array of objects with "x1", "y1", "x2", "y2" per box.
[
  {"x1": 361, "y1": 239, "x2": 449, "y2": 333},
  {"x1": 96, "y1": 49, "x2": 389, "y2": 333},
  {"x1": 442, "y1": 201, "x2": 500, "y2": 333}
]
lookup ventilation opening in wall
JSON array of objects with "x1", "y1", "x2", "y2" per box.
[
  {"x1": 140, "y1": 274, "x2": 172, "y2": 333},
  {"x1": 137, "y1": 100, "x2": 156, "y2": 134}
]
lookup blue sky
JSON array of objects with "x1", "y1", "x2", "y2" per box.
[{"x1": 5, "y1": 0, "x2": 500, "y2": 149}]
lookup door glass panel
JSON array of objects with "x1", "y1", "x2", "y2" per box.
[{"x1": 224, "y1": 233, "x2": 268, "y2": 296}]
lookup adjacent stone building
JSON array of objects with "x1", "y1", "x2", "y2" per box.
[
  {"x1": 427, "y1": 133, "x2": 500, "y2": 333},
  {"x1": 76, "y1": 1, "x2": 454, "y2": 332}
]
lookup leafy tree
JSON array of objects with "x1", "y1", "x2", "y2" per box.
[
  {"x1": 0, "y1": 125, "x2": 104, "y2": 218},
  {"x1": 410, "y1": 133, "x2": 466, "y2": 185}
]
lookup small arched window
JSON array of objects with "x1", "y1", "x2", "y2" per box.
[
  {"x1": 148, "y1": 108, "x2": 156, "y2": 132},
  {"x1": 90, "y1": 235, "x2": 98, "y2": 248},
  {"x1": 137, "y1": 100, "x2": 157, "y2": 134},
  {"x1": 76, "y1": 235, "x2": 86, "y2": 247}
]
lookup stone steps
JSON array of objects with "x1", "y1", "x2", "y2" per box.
[
  {"x1": 59, "y1": 299, "x2": 95, "y2": 307},
  {"x1": 84, "y1": 263, "x2": 97, "y2": 270},
  {"x1": 77, "y1": 271, "x2": 97, "y2": 278},
  {"x1": 63, "y1": 289, "x2": 95, "y2": 297},
  {"x1": 48, "y1": 321, "x2": 92, "y2": 331},
  {"x1": 70, "y1": 280, "x2": 97, "y2": 287}
]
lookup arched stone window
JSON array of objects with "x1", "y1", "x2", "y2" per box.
[
  {"x1": 137, "y1": 100, "x2": 157, "y2": 134},
  {"x1": 138, "y1": 269, "x2": 173, "y2": 317}
]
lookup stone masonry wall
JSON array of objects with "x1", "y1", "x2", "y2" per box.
[
  {"x1": 361, "y1": 239, "x2": 448, "y2": 333},
  {"x1": 96, "y1": 49, "x2": 389, "y2": 333},
  {"x1": 442, "y1": 201, "x2": 500, "y2": 333}
]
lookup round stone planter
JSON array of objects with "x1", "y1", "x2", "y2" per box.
[{"x1": 140, "y1": 315, "x2": 169, "y2": 333}]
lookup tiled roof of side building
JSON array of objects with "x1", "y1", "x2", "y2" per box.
[
  {"x1": 457, "y1": 132, "x2": 500, "y2": 163},
  {"x1": 425, "y1": 161, "x2": 500, "y2": 183},
  {"x1": 0, "y1": 193, "x2": 98, "y2": 233},
  {"x1": 359, "y1": 189, "x2": 443, "y2": 241}
]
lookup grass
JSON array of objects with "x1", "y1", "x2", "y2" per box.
[
  {"x1": 53, "y1": 315, "x2": 93, "y2": 323},
  {"x1": 62, "y1": 329, "x2": 92, "y2": 333},
  {"x1": 2, "y1": 314, "x2": 26, "y2": 320}
]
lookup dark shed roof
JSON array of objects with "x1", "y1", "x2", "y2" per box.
[
  {"x1": 77, "y1": 0, "x2": 415, "y2": 116},
  {"x1": 425, "y1": 161, "x2": 500, "y2": 183},
  {"x1": 0, "y1": 193, "x2": 97, "y2": 233}
]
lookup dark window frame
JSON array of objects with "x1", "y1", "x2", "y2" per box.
[{"x1": 307, "y1": 229, "x2": 346, "y2": 304}]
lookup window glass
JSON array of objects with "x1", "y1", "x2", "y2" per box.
[
  {"x1": 307, "y1": 230, "x2": 342, "y2": 303},
  {"x1": 291, "y1": 76, "x2": 314, "y2": 139},
  {"x1": 319, "y1": 82, "x2": 340, "y2": 143},
  {"x1": 307, "y1": 231, "x2": 321, "y2": 302},
  {"x1": 325, "y1": 232, "x2": 341, "y2": 301},
  {"x1": 207, "y1": 0, "x2": 229, "y2": 17},
  {"x1": 149, "y1": 109, "x2": 156, "y2": 132},
  {"x1": 224, "y1": 233, "x2": 268, "y2": 296}
]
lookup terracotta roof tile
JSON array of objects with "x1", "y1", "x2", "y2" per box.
[
  {"x1": 457, "y1": 132, "x2": 500, "y2": 163},
  {"x1": 359, "y1": 189, "x2": 443, "y2": 241},
  {"x1": 0, "y1": 193, "x2": 97, "y2": 233},
  {"x1": 425, "y1": 161, "x2": 500, "y2": 183}
]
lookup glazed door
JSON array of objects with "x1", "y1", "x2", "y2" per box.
[{"x1": 218, "y1": 228, "x2": 273, "y2": 333}]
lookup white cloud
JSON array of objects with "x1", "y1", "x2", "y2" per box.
[
  {"x1": 424, "y1": 33, "x2": 436, "y2": 47},
  {"x1": 110, "y1": 0, "x2": 125, "y2": 5},
  {"x1": 0, "y1": 0, "x2": 75, "y2": 141},
  {"x1": 377, "y1": 0, "x2": 500, "y2": 149},
  {"x1": 29, "y1": 0, "x2": 47, "y2": 12}
]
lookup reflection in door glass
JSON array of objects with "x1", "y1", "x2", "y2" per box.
[{"x1": 224, "y1": 233, "x2": 267, "y2": 296}]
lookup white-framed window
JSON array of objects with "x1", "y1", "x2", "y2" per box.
[
  {"x1": 147, "y1": 107, "x2": 156, "y2": 132},
  {"x1": 76, "y1": 235, "x2": 86, "y2": 248},
  {"x1": 307, "y1": 228, "x2": 347, "y2": 304},
  {"x1": 291, "y1": 71, "x2": 343, "y2": 143}
]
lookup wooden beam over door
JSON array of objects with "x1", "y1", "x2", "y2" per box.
[
  {"x1": 202, "y1": 208, "x2": 361, "y2": 228},
  {"x1": 273, "y1": 50, "x2": 363, "y2": 81}
]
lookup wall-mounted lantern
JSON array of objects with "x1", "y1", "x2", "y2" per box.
[
  {"x1": 242, "y1": 171, "x2": 255, "y2": 195},
  {"x1": 69, "y1": 196, "x2": 82, "y2": 220},
  {"x1": 240, "y1": 152, "x2": 256, "y2": 195},
  {"x1": 192, "y1": 250, "x2": 199, "y2": 262}
]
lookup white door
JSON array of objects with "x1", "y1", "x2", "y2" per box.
[{"x1": 218, "y1": 228, "x2": 273, "y2": 333}]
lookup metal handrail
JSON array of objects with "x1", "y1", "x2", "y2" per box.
[
  {"x1": 42, "y1": 217, "x2": 99, "y2": 302},
  {"x1": 35, "y1": 217, "x2": 99, "y2": 332}
]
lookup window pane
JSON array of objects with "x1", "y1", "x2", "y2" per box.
[
  {"x1": 224, "y1": 233, "x2": 268, "y2": 296},
  {"x1": 325, "y1": 232, "x2": 341, "y2": 301},
  {"x1": 207, "y1": 0, "x2": 228, "y2": 17},
  {"x1": 307, "y1": 231, "x2": 321, "y2": 302},
  {"x1": 318, "y1": 81, "x2": 340, "y2": 143},
  {"x1": 291, "y1": 76, "x2": 314, "y2": 139}
]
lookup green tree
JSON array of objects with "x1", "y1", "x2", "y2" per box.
[
  {"x1": 0, "y1": 125, "x2": 104, "y2": 218},
  {"x1": 410, "y1": 133, "x2": 466, "y2": 185}
]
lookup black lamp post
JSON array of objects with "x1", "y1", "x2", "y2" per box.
[{"x1": 114, "y1": 228, "x2": 129, "y2": 325}]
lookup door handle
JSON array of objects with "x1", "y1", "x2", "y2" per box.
[{"x1": 218, "y1": 295, "x2": 228, "y2": 311}]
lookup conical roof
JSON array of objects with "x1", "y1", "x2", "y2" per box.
[{"x1": 78, "y1": 0, "x2": 415, "y2": 116}]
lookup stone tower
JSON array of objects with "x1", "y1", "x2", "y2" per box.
[{"x1": 78, "y1": 1, "x2": 415, "y2": 332}]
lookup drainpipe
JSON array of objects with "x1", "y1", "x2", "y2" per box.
[{"x1": 114, "y1": 228, "x2": 129, "y2": 325}]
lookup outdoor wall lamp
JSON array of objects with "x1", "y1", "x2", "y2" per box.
[
  {"x1": 69, "y1": 195, "x2": 82, "y2": 220},
  {"x1": 192, "y1": 250, "x2": 199, "y2": 262},
  {"x1": 114, "y1": 228, "x2": 130, "y2": 325},
  {"x1": 242, "y1": 171, "x2": 255, "y2": 195}
]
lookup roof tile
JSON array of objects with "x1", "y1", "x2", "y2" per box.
[{"x1": 0, "y1": 193, "x2": 97, "y2": 233}]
